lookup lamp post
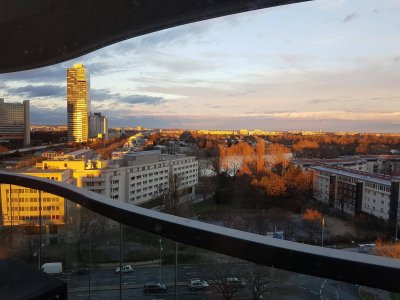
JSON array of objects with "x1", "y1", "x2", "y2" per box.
[
  {"x1": 159, "y1": 239, "x2": 163, "y2": 282},
  {"x1": 395, "y1": 210, "x2": 399, "y2": 242},
  {"x1": 34, "y1": 243, "x2": 45, "y2": 270},
  {"x1": 321, "y1": 217, "x2": 325, "y2": 247}
]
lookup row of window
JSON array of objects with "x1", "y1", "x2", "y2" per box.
[
  {"x1": 7, "y1": 197, "x2": 60, "y2": 202},
  {"x1": 6, "y1": 188, "x2": 37, "y2": 194},
  {"x1": 5, "y1": 215, "x2": 61, "y2": 221},
  {"x1": 129, "y1": 164, "x2": 168, "y2": 173}
]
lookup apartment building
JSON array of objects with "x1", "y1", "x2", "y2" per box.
[
  {"x1": 122, "y1": 151, "x2": 198, "y2": 205},
  {"x1": 293, "y1": 158, "x2": 369, "y2": 172},
  {"x1": 0, "y1": 98, "x2": 30, "y2": 146},
  {"x1": 312, "y1": 165, "x2": 400, "y2": 222},
  {"x1": 0, "y1": 169, "x2": 72, "y2": 244}
]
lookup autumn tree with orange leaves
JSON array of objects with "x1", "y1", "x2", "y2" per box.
[
  {"x1": 374, "y1": 240, "x2": 400, "y2": 259},
  {"x1": 302, "y1": 209, "x2": 323, "y2": 242},
  {"x1": 251, "y1": 173, "x2": 286, "y2": 197}
]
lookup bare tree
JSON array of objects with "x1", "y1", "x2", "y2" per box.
[
  {"x1": 157, "y1": 174, "x2": 190, "y2": 217},
  {"x1": 281, "y1": 217, "x2": 298, "y2": 241},
  {"x1": 301, "y1": 209, "x2": 323, "y2": 243},
  {"x1": 242, "y1": 263, "x2": 271, "y2": 300},
  {"x1": 208, "y1": 260, "x2": 241, "y2": 300}
]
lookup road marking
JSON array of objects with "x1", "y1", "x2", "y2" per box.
[{"x1": 320, "y1": 279, "x2": 327, "y2": 299}]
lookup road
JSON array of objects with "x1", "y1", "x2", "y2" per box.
[{"x1": 62, "y1": 263, "x2": 362, "y2": 300}]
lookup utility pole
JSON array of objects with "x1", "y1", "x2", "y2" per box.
[
  {"x1": 159, "y1": 239, "x2": 163, "y2": 282},
  {"x1": 321, "y1": 217, "x2": 325, "y2": 247}
]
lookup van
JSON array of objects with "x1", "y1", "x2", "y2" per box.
[{"x1": 41, "y1": 262, "x2": 63, "y2": 274}]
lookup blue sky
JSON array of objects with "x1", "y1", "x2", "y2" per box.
[{"x1": 1, "y1": 0, "x2": 400, "y2": 132}]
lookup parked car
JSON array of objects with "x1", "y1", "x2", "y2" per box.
[
  {"x1": 225, "y1": 277, "x2": 245, "y2": 287},
  {"x1": 189, "y1": 278, "x2": 209, "y2": 290},
  {"x1": 115, "y1": 264, "x2": 134, "y2": 273},
  {"x1": 41, "y1": 262, "x2": 63, "y2": 275},
  {"x1": 143, "y1": 282, "x2": 167, "y2": 294}
]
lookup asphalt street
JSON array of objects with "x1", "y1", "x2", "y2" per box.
[{"x1": 63, "y1": 263, "x2": 362, "y2": 300}]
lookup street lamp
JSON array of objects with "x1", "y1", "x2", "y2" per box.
[
  {"x1": 395, "y1": 210, "x2": 399, "y2": 242},
  {"x1": 321, "y1": 217, "x2": 325, "y2": 247},
  {"x1": 159, "y1": 239, "x2": 163, "y2": 282},
  {"x1": 34, "y1": 243, "x2": 45, "y2": 270}
]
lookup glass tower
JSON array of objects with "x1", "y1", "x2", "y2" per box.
[{"x1": 67, "y1": 64, "x2": 91, "y2": 142}]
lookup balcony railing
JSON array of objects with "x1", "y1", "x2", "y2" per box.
[{"x1": 1, "y1": 170, "x2": 400, "y2": 297}]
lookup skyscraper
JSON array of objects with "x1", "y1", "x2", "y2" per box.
[
  {"x1": 67, "y1": 64, "x2": 91, "y2": 142},
  {"x1": 89, "y1": 112, "x2": 108, "y2": 139},
  {"x1": 0, "y1": 98, "x2": 30, "y2": 146}
]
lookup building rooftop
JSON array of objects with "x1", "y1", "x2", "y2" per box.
[{"x1": 312, "y1": 164, "x2": 394, "y2": 186}]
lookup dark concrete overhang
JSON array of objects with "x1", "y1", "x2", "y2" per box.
[{"x1": 0, "y1": 0, "x2": 310, "y2": 73}]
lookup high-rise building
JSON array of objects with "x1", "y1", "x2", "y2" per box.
[
  {"x1": 89, "y1": 112, "x2": 108, "y2": 139},
  {"x1": 0, "y1": 98, "x2": 30, "y2": 146},
  {"x1": 67, "y1": 64, "x2": 91, "y2": 142}
]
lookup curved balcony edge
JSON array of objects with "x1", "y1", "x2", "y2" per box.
[
  {"x1": 0, "y1": 0, "x2": 310, "y2": 73},
  {"x1": 1, "y1": 170, "x2": 400, "y2": 292}
]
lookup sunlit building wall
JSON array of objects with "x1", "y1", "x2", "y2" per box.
[
  {"x1": 0, "y1": 170, "x2": 70, "y2": 227},
  {"x1": 0, "y1": 98, "x2": 30, "y2": 146},
  {"x1": 67, "y1": 64, "x2": 91, "y2": 142}
]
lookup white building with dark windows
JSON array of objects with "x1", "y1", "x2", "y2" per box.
[
  {"x1": 122, "y1": 151, "x2": 198, "y2": 205},
  {"x1": 23, "y1": 150, "x2": 198, "y2": 206},
  {"x1": 312, "y1": 165, "x2": 400, "y2": 222}
]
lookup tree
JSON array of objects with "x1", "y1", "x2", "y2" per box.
[
  {"x1": 292, "y1": 140, "x2": 319, "y2": 158},
  {"x1": 0, "y1": 145, "x2": 8, "y2": 153},
  {"x1": 255, "y1": 139, "x2": 266, "y2": 176},
  {"x1": 251, "y1": 173, "x2": 286, "y2": 198},
  {"x1": 159, "y1": 174, "x2": 189, "y2": 217},
  {"x1": 266, "y1": 144, "x2": 290, "y2": 175},
  {"x1": 375, "y1": 240, "x2": 400, "y2": 258},
  {"x1": 242, "y1": 263, "x2": 271, "y2": 300},
  {"x1": 208, "y1": 260, "x2": 241, "y2": 300},
  {"x1": 302, "y1": 209, "x2": 323, "y2": 243}
]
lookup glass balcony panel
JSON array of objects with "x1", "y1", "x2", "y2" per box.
[{"x1": 1, "y1": 181, "x2": 400, "y2": 299}]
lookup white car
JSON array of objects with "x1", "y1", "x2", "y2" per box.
[
  {"x1": 115, "y1": 264, "x2": 134, "y2": 273},
  {"x1": 225, "y1": 277, "x2": 245, "y2": 287},
  {"x1": 189, "y1": 278, "x2": 209, "y2": 290}
]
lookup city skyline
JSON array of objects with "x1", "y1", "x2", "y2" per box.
[{"x1": 0, "y1": 0, "x2": 399, "y2": 132}]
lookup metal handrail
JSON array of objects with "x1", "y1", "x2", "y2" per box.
[{"x1": 1, "y1": 170, "x2": 400, "y2": 292}]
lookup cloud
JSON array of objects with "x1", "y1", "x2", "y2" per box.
[
  {"x1": 30, "y1": 105, "x2": 66, "y2": 125},
  {"x1": 7, "y1": 84, "x2": 65, "y2": 98},
  {"x1": 307, "y1": 98, "x2": 336, "y2": 105},
  {"x1": 120, "y1": 95, "x2": 165, "y2": 105},
  {"x1": 343, "y1": 12, "x2": 358, "y2": 22},
  {"x1": 91, "y1": 88, "x2": 165, "y2": 105},
  {"x1": 227, "y1": 90, "x2": 256, "y2": 97},
  {"x1": 238, "y1": 111, "x2": 400, "y2": 122},
  {"x1": 0, "y1": 64, "x2": 66, "y2": 84},
  {"x1": 113, "y1": 22, "x2": 211, "y2": 54}
]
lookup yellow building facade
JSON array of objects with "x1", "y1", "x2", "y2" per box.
[
  {"x1": 67, "y1": 63, "x2": 91, "y2": 142},
  {"x1": 0, "y1": 170, "x2": 71, "y2": 227}
]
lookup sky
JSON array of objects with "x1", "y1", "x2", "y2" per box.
[{"x1": 1, "y1": 0, "x2": 400, "y2": 132}]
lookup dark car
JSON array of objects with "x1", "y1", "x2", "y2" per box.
[{"x1": 143, "y1": 282, "x2": 167, "y2": 294}]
